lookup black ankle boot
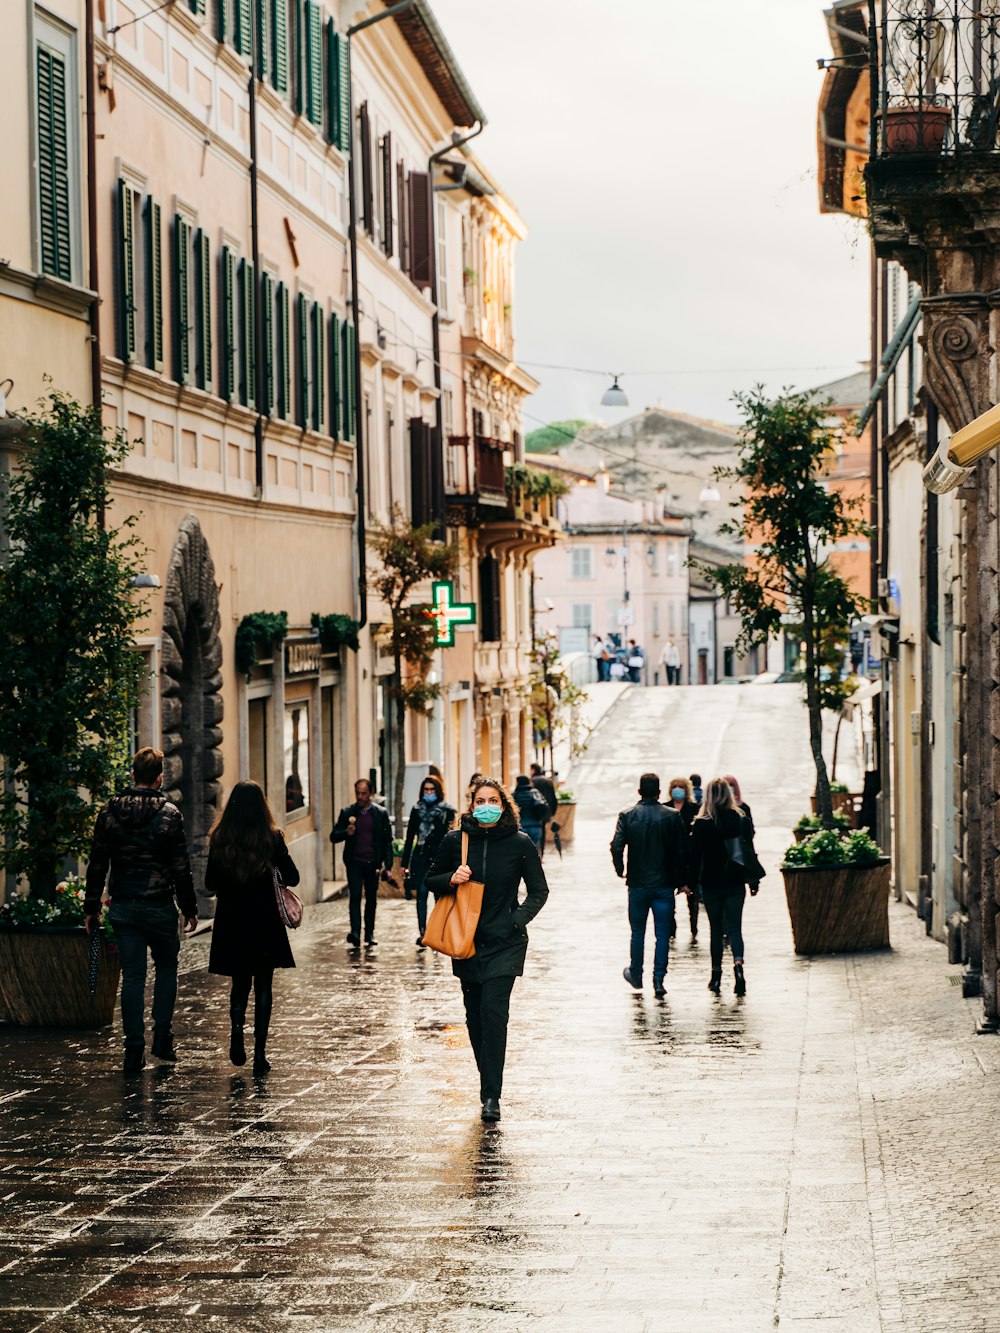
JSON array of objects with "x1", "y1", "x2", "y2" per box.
[
  {"x1": 229, "y1": 1022, "x2": 247, "y2": 1067},
  {"x1": 734, "y1": 964, "x2": 746, "y2": 997},
  {"x1": 708, "y1": 970, "x2": 722, "y2": 994},
  {"x1": 151, "y1": 1029, "x2": 176, "y2": 1062},
  {"x1": 253, "y1": 1043, "x2": 271, "y2": 1075}
]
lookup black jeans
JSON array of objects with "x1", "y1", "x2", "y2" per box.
[
  {"x1": 347, "y1": 861, "x2": 379, "y2": 939},
  {"x1": 108, "y1": 901, "x2": 181, "y2": 1050},
  {"x1": 701, "y1": 884, "x2": 747, "y2": 970},
  {"x1": 230, "y1": 969, "x2": 274, "y2": 1048},
  {"x1": 461, "y1": 975, "x2": 517, "y2": 1101},
  {"x1": 409, "y1": 848, "x2": 432, "y2": 935}
]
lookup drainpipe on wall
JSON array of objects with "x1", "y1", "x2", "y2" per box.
[
  {"x1": 85, "y1": 0, "x2": 104, "y2": 523},
  {"x1": 248, "y1": 27, "x2": 265, "y2": 497}
]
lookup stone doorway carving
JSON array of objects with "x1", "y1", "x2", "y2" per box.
[{"x1": 160, "y1": 515, "x2": 224, "y2": 916}]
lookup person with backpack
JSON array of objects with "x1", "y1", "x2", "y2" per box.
[
  {"x1": 207, "y1": 781, "x2": 299, "y2": 1075},
  {"x1": 401, "y1": 774, "x2": 456, "y2": 947},
  {"x1": 512, "y1": 774, "x2": 550, "y2": 851},
  {"x1": 689, "y1": 777, "x2": 763, "y2": 997}
]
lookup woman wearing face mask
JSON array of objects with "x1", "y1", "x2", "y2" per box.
[
  {"x1": 401, "y1": 775, "x2": 456, "y2": 947},
  {"x1": 425, "y1": 776, "x2": 549, "y2": 1122},
  {"x1": 665, "y1": 776, "x2": 701, "y2": 942}
]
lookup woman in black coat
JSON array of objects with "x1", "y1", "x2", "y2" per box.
[
  {"x1": 207, "y1": 781, "x2": 298, "y2": 1075},
  {"x1": 665, "y1": 775, "x2": 701, "y2": 941},
  {"x1": 425, "y1": 775, "x2": 549, "y2": 1123},
  {"x1": 400, "y1": 774, "x2": 456, "y2": 948},
  {"x1": 689, "y1": 776, "x2": 760, "y2": 998}
]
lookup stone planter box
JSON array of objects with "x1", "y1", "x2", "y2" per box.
[
  {"x1": 0, "y1": 926, "x2": 120, "y2": 1027},
  {"x1": 782, "y1": 858, "x2": 891, "y2": 956},
  {"x1": 547, "y1": 802, "x2": 577, "y2": 846}
]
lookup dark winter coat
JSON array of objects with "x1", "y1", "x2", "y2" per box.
[
  {"x1": 425, "y1": 814, "x2": 549, "y2": 981},
  {"x1": 610, "y1": 799, "x2": 688, "y2": 889},
  {"x1": 84, "y1": 787, "x2": 195, "y2": 917},
  {"x1": 689, "y1": 808, "x2": 757, "y2": 889},
  {"x1": 513, "y1": 782, "x2": 550, "y2": 832},
  {"x1": 667, "y1": 799, "x2": 700, "y2": 832},
  {"x1": 400, "y1": 800, "x2": 457, "y2": 870},
  {"x1": 531, "y1": 775, "x2": 559, "y2": 818},
  {"x1": 330, "y1": 801, "x2": 393, "y2": 867},
  {"x1": 206, "y1": 832, "x2": 299, "y2": 975}
]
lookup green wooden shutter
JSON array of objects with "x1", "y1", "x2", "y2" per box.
[
  {"x1": 117, "y1": 179, "x2": 136, "y2": 362},
  {"x1": 330, "y1": 311, "x2": 340, "y2": 438},
  {"x1": 262, "y1": 271, "x2": 275, "y2": 414},
  {"x1": 36, "y1": 45, "x2": 72, "y2": 281},
  {"x1": 278, "y1": 282, "x2": 291, "y2": 418},
  {"x1": 336, "y1": 30, "x2": 351, "y2": 154},
  {"x1": 292, "y1": 0, "x2": 304, "y2": 115},
  {"x1": 217, "y1": 0, "x2": 229, "y2": 44},
  {"x1": 145, "y1": 196, "x2": 163, "y2": 371},
  {"x1": 221, "y1": 245, "x2": 236, "y2": 401},
  {"x1": 271, "y1": 0, "x2": 288, "y2": 94},
  {"x1": 195, "y1": 229, "x2": 212, "y2": 391},
  {"x1": 325, "y1": 19, "x2": 337, "y2": 145},
  {"x1": 342, "y1": 320, "x2": 356, "y2": 442},
  {"x1": 305, "y1": 0, "x2": 323, "y2": 127},
  {"x1": 254, "y1": 0, "x2": 269, "y2": 79},
  {"x1": 240, "y1": 258, "x2": 256, "y2": 408},
  {"x1": 296, "y1": 292, "x2": 309, "y2": 427},
  {"x1": 311, "y1": 302, "x2": 325, "y2": 431},
  {"x1": 189, "y1": 0, "x2": 206, "y2": 15},
  {"x1": 235, "y1": 0, "x2": 252, "y2": 57},
  {"x1": 174, "y1": 215, "x2": 192, "y2": 384}
]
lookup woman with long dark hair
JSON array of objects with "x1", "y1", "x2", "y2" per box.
[
  {"x1": 689, "y1": 777, "x2": 760, "y2": 997},
  {"x1": 207, "y1": 781, "x2": 299, "y2": 1074},
  {"x1": 425, "y1": 776, "x2": 549, "y2": 1123}
]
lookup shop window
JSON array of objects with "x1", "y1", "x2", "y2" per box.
[
  {"x1": 248, "y1": 697, "x2": 268, "y2": 791},
  {"x1": 284, "y1": 700, "x2": 310, "y2": 814}
]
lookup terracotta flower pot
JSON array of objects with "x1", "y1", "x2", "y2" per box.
[
  {"x1": 0, "y1": 927, "x2": 120, "y2": 1027},
  {"x1": 882, "y1": 105, "x2": 950, "y2": 154},
  {"x1": 781, "y1": 858, "x2": 891, "y2": 955}
]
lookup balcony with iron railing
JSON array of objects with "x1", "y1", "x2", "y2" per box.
[{"x1": 445, "y1": 434, "x2": 509, "y2": 513}]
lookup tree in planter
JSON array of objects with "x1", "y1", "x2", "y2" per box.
[
  {"x1": 368, "y1": 507, "x2": 458, "y2": 834},
  {"x1": 525, "y1": 633, "x2": 589, "y2": 775},
  {"x1": 0, "y1": 395, "x2": 147, "y2": 899},
  {"x1": 696, "y1": 388, "x2": 867, "y2": 827}
]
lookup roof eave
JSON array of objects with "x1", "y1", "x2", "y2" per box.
[{"x1": 386, "y1": 0, "x2": 486, "y2": 129}]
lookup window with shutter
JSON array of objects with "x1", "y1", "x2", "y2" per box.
[
  {"x1": 296, "y1": 292, "x2": 310, "y2": 427},
  {"x1": 324, "y1": 18, "x2": 337, "y2": 145},
  {"x1": 262, "y1": 271, "x2": 275, "y2": 414},
  {"x1": 329, "y1": 311, "x2": 341, "y2": 438},
  {"x1": 173, "y1": 214, "x2": 192, "y2": 385},
  {"x1": 271, "y1": 0, "x2": 288, "y2": 94},
  {"x1": 235, "y1": 0, "x2": 252, "y2": 57},
  {"x1": 221, "y1": 245, "x2": 236, "y2": 402},
  {"x1": 408, "y1": 170, "x2": 431, "y2": 289},
  {"x1": 311, "y1": 301, "x2": 325, "y2": 431},
  {"x1": 36, "y1": 43, "x2": 72, "y2": 282},
  {"x1": 359, "y1": 103, "x2": 373, "y2": 235},
  {"x1": 254, "y1": 0, "x2": 269, "y2": 79},
  {"x1": 145, "y1": 197, "x2": 163, "y2": 372},
  {"x1": 189, "y1": 0, "x2": 206, "y2": 14},
  {"x1": 277, "y1": 282, "x2": 291, "y2": 419},
  {"x1": 291, "y1": 0, "x2": 304, "y2": 115},
  {"x1": 478, "y1": 556, "x2": 502, "y2": 643},
  {"x1": 381, "y1": 132, "x2": 393, "y2": 258},
  {"x1": 409, "y1": 418, "x2": 432, "y2": 528},
  {"x1": 195, "y1": 229, "x2": 212, "y2": 391},
  {"x1": 116, "y1": 179, "x2": 137, "y2": 362},
  {"x1": 305, "y1": 0, "x2": 323, "y2": 127},
  {"x1": 335, "y1": 31, "x2": 350, "y2": 154},
  {"x1": 216, "y1": 0, "x2": 229, "y2": 44},
  {"x1": 397, "y1": 161, "x2": 409, "y2": 275},
  {"x1": 240, "y1": 258, "x2": 256, "y2": 408}
]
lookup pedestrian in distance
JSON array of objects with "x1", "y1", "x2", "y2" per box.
[
  {"x1": 425, "y1": 776, "x2": 549, "y2": 1123},
  {"x1": 331, "y1": 778, "x2": 393, "y2": 949},
  {"x1": 513, "y1": 774, "x2": 550, "y2": 852},
  {"x1": 689, "y1": 773, "x2": 704, "y2": 805},
  {"x1": 723, "y1": 773, "x2": 755, "y2": 835},
  {"x1": 593, "y1": 634, "x2": 611, "y2": 683},
  {"x1": 689, "y1": 777, "x2": 762, "y2": 997},
  {"x1": 661, "y1": 640, "x2": 681, "y2": 686},
  {"x1": 529, "y1": 762, "x2": 558, "y2": 860},
  {"x1": 84, "y1": 746, "x2": 197, "y2": 1076},
  {"x1": 610, "y1": 772, "x2": 689, "y2": 998},
  {"x1": 665, "y1": 776, "x2": 701, "y2": 942},
  {"x1": 627, "y1": 639, "x2": 645, "y2": 684},
  {"x1": 401, "y1": 774, "x2": 456, "y2": 948},
  {"x1": 207, "y1": 781, "x2": 298, "y2": 1075}
]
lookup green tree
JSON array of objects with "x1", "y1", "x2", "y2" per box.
[
  {"x1": 0, "y1": 395, "x2": 147, "y2": 898},
  {"x1": 368, "y1": 508, "x2": 458, "y2": 833},
  {"x1": 696, "y1": 388, "x2": 867, "y2": 827},
  {"x1": 525, "y1": 419, "x2": 593, "y2": 453}
]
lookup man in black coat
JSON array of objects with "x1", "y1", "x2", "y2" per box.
[
  {"x1": 331, "y1": 778, "x2": 393, "y2": 948},
  {"x1": 85, "y1": 746, "x2": 197, "y2": 1074},
  {"x1": 610, "y1": 772, "x2": 688, "y2": 997}
]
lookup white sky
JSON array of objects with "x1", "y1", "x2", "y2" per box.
[{"x1": 429, "y1": 0, "x2": 870, "y2": 431}]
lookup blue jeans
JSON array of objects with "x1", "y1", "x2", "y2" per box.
[
  {"x1": 108, "y1": 901, "x2": 181, "y2": 1050},
  {"x1": 522, "y1": 824, "x2": 544, "y2": 853},
  {"x1": 627, "y1": 886, "x2": 675, "y2": 983}
]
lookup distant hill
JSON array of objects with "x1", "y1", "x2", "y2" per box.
[{"x1": 525, "y1": 419, "x2": 594, "y2": 453}]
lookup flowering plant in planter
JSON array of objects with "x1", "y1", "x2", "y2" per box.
[
  {"x1": 0, "y1": 875, "x2": 115, "y2": 945},
  {"x1": 783, "y1": 827, "x2": 881, "y2": 869},
  {"x1": 794, "y1": 812, "x2": 850, "y2": 833}
]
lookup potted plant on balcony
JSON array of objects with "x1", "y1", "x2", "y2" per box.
[
  {"x1": 782, "y1": 828, "x2": 890, "y2": 954},
  {"x1": 0, "y1": 395, "x2": 145, "y2": 1026},
  {"x1": 882, "y1": 15, "x2": 952, "y2": 154}
]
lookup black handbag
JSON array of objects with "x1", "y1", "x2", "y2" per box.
[{"x1": 723, "y1": 823, "x2": 766, "y2": 884}]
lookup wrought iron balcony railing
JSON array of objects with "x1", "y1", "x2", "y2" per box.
[
  {"x1": 872, "y1": 0, "x2": 1000, "y2": 157},
  {"x1": 445, "y1": 435, "x2": 507, "y2": 504}
]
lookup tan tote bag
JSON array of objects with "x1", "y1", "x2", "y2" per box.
[{"x1": 423, "y1": 831, "x2": 485, "y2": 959}]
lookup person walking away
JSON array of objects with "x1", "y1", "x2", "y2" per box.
[
  {"x1": 512, "y1": 774, "x2": 549, "y2": 851},
  {"x1": 331, "y1": 779, "x2": 393, "y2": 948},
  {"x1": 425, "y1": 777, "x2": 549, "y2": 1122},
  {"x1": 610, "y1": 773, "x2": 689, "y2": 998},
  {"x1": 593, "y1": 634, "x2": 611, "y2": 683},
  {"x1": 84, "y1": 746, "x2": 197, "y2": 1075},
  {"x1": 689, "y1": 773, "x2": 704, "y2": 805},
  {"x1": 207, "y1": 781, "x2": 298, "y2": 1075},
  {"x1": 401, "y1": 775, "x2": 456, "y2": 947},
  {"x1": 689, "y1": 777, "x2": 762, "y2": 996},
  {"x1": 529, "y1": 762, "x2": 558, "y2": 858},
  {"x1": 661, "y1": 640, "x2": 680, "y2": 685},
  {"x1": 723, "y1": 774, "x2": 755, "y2": 834},
  {"x1": 627, "y1": 640, "x2": 645, "y2": 684},
  {"x1": 665, "y1": 776, "x2": 701, "y2": 942}
]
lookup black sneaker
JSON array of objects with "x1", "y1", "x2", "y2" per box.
[
  {"x1": 622, "y1": 967, "x2": 642, "y2": 990},
  {"x1": 365, "y1": 937, "x2": 377, "y2": 948},
  {"x1": 346, "y1": 932, "x2": 360, "y2": 947},
  {"x1": 653, "y1": 977, "x2": 666, "y2": 999},
  {"x1": 123, "y1": 1049, "x2": 145, "y2": 1075}
]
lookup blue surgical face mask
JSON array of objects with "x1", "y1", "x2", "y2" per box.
[
  {"x1": 422, "y1": 792, "x2": 438, "y2": 804},
  {"x1": 473, "y1": 804, "x2": 502, "y2": 825},
  {"x1": 671, "y1": 787, "x2": 686, "y2": 801}
]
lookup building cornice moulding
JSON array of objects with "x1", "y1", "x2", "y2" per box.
[{"x1": 0, "y1": 262, "x2": 97, "y2": 321}]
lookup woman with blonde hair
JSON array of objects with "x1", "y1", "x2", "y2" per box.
[
  {"x1": 665, "y1": 775, "x2": 701, "y2": 941},
  {"x1": 689, "y1": 777, "x2": 761, "y2": 996},
  {"x1": 426, "y1": 775, "x2": 549, "y2": 1122}
]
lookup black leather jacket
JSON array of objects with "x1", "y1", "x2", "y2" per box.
[
  {"x1": 610, "y1": 799, "x2": 688, "y2": 889},
  {"x1": 85, "y1": 788, "x2": 195, "y2": 917}
]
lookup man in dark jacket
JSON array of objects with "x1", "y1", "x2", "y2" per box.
[
  {"x1": 85, "y1": 746, "x2": 197, "y2": 1074},
  {"x1": 610, "y1": 772, "x2": 688, "y2": 997},
  {"x1": 331, "y1": 778, "x2": 393, "y2": 948}
]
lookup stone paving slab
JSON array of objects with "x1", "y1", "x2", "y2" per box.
[{"x1": 0, "y1": 684, "x2": 998, "y2": 1331}]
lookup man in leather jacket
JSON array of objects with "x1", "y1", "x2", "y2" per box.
[
  {"x1": 331, "y1": 779, "x2": 394, "y2": 948},
  {"x1": 85, "y1": 746, "x2": 197, "y2": 1073},
  {"x1": 610, "y1": 772, "x2": 688, "y2": 996}
]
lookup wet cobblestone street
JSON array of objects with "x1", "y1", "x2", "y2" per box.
[{"x1": 3, "y1": 684, "x2": 1000, "y2": 1331}]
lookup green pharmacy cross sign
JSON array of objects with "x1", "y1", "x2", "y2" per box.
[{"x1": 425, "y1": 580, "x2": 476, "y2": 648}]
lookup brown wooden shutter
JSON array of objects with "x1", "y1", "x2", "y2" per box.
[
  {"x1": 381, "y1": 132, "x2": 393, "y2": 258},
  {"x1": 359, "y1": 102, "x2": 373, "y2": 236},
  {"x1": 397, "y1": 160, "x2": 409, "y2": 275},
  {"x1": 408, "y1": 170, "x2": 432, "y2": 289},
  {"x1": 409, "y1": 417, "x2": 433, "y2": 528}
]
